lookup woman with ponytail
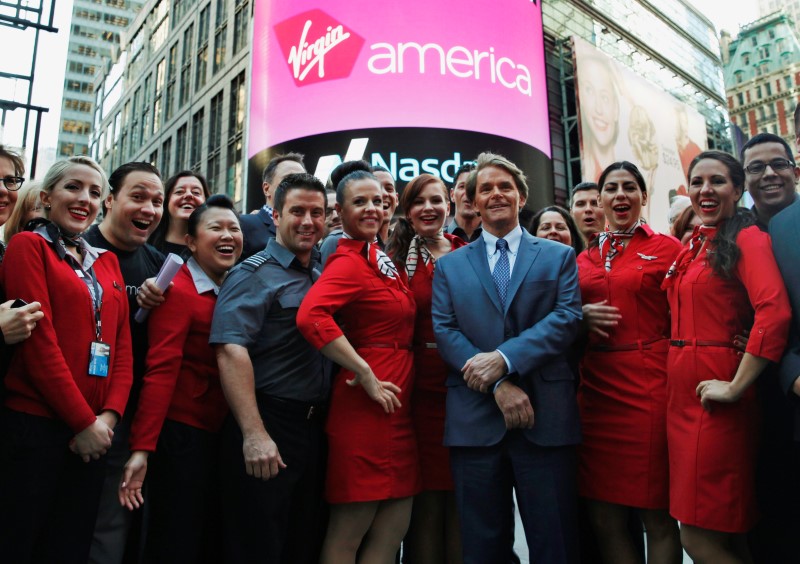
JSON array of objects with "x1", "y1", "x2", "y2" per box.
[
  {"x1": 665, "y1": 151, "x2": 791, "y2": 563},
  {"x1": 388, "y1": 173, "x2": 467, "y2": 563}
]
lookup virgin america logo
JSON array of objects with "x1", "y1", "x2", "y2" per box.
[{"x1": 273, "y1": 10, "x2": 365, "y2": 87}]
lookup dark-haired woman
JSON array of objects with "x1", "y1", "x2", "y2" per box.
[
  {"x1": 387, "y1": 174, "x2": 466, "y2": 564},
  {"x1": 0, "y1": 156, "x2": 132, "y2": 563},
  {"x1": 664, "y1": 151, "x2": 790, "y2": 562},
  {"x1": 119, "y1": 195, "x2": 242, "y2": 562},
  {"x1": 297, "y1": 170, "x2": 420, "y2": 564},
  {"x1": 578, "y1": 161, "x2": 682, "y2": 564},
  {"x1": 530, "y1": 205, "x2": 585, "y2": 255},
  {"x1": 148, "y1": 171, "x2": 211, "y2": 258}
]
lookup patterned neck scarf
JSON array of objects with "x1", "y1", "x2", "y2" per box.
[
  {"x1": 663, "y1": 224, "x2": 718, "y2": 287},
  {"x1": 597, "y1": 220, "x2": 644, "y2": 271},
  {"x1": 406, "y1": 234, "x2": 440, "y2": 281},
  {"x1": 343, "y1": 233, "x2": 399, "y2": 280}
]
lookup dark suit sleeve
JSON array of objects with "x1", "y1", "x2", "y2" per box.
[
  {"x1": 497, "y1": 246, "x2": 582, "y2": 377},
  {"x1": 432, "y1": 254, "x2": 482, "y2": 372},
  {"x1": 769, "y1": 212, "x2": 800, "y2": 399}
]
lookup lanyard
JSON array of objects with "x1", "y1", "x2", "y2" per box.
[{"x1": 88, "y1": 267, "x2": 103, "y2": 341}]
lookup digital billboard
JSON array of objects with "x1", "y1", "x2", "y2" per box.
[
  {"x1": 573, "y1": 37, "x2": 707, "y2": 233},
  {"x1": 247, "y1": 0, "x2": 551, "y2": 210}
]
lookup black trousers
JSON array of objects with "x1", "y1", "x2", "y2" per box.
[
  {"x1": 142, "y1": 419, "x2": 221, "y2": 564},
  {"x1": 219, "y1": 395, "x2": 327, "y2": 564},
  {"x1": 0, "y1": 409, "x2": 106, "y2": 564}
]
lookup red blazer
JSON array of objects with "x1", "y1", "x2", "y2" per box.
[
  {"x1": 1, "y1": 232, "x2": 132, "y2": 434},
  {"x1": 129, "y1": 264, "x2": 227, "y2": 452}
]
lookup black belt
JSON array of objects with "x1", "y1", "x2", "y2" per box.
[
  {"x1": 670, "y1": 339, "x2": 734, "y2": 348},
  {"x1": 590, "y1": 337, "x2": 665, "y2": 352},
  {"x1": 256, "y1": 393, "x2": 328, "y2": 421}
]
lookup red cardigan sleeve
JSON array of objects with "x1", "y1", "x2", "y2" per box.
[
  {"x1": 297, "y1": 252, "x2": 366, "y2": 349},
  {"x1": 736, "y1": 227, "x2": 791, "y2": 363},
  {"x1": 129, "y1": 267, "x2": 193, "y2": 452},
  {"x1": 100, "y1": 254, "x2": 133, "y2": 419},
  {"x1": 2, "y1": 234, "x2": 97, "y2": 433}
]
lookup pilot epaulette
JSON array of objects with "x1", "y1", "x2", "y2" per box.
[{"x1": 240, "y1": 252, "x2": 269, "y2": 271}]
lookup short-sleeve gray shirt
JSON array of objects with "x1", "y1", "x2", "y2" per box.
[{"x1": 209, "y1": 238, "x2": 328, "y2": 402}]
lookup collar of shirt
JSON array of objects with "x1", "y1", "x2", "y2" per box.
[
  {"x1": 34, "y1": 224, "x2": 106, "y2": 271},
  {"x1": 187, "y1": 256, "x2": 220, "y2": 295},
  {"x1": 261, "y1": 204, "x2": 274, "y2": 217},
  {"x1": 266, "y1": 238, "x2": 321, "y2": 273},
  {"x1": 447, "y1": 218, "x2": 482, "y2": 242}
]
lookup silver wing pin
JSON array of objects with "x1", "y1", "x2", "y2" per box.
[{"x1": 637, "y1": 253, "x2": 657, "y2": 260}]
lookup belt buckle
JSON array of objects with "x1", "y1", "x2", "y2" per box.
[
  {"x1": 307, "y1": 406, "x2": 315, "y2": 420},
  {"x1": 673, "y1": 339, "x2": 685, "y2": 347}
]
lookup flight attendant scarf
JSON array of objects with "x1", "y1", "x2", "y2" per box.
[
  {"x1": 405, "y1": 234, "x2": 437, "y2": 281},
  {"x1": 343, "y1": 233, "x2": 399, "y2": 281},
  {"x1": 598, "y1": 220, "x2": 644, "y2": 271},
  {"x1": 662, "y1": 224, "x2": 718, "y2": 288}
]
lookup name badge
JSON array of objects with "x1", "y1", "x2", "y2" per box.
[{"x1": 88, "y1": 341, "x2": 111, "y2": 377}]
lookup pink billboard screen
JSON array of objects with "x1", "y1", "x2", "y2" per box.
[{"x1": 248, "y1": 0, "x2": 551, "y2": 209}]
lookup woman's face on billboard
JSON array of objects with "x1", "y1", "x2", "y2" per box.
[{"x1": 580, "y1": 59, "x2": 619, "y2": 150}]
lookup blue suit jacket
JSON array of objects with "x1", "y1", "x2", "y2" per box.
[
  {"x1": 240, "y1": 208, "x2": 276, "y2": 260},
  {"x1": 769, "y1": 198, "x2": 800, "y2": 438},
  {"x1": 432, "y1": 229, "x2": 582, "y2": 448}
]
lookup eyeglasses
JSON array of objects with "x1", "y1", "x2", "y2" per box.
[
  {"x1": 1, "y1": 176, "x2": 24, "y2": 191},
  {"x1": 744, "y1": 158, "x2": 795, "y2": 175}
]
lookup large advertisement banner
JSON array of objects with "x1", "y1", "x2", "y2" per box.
[
  {"x1": 573, "y1": 37, "x2": 707, "y2": 232},
  {"x1": 247, "y1": 0, "x2": 552, "y2": 211}
]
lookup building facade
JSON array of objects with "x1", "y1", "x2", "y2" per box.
[
  {"x1": 58, "y1": 0, "x2": 144, "y2": 158},
  {"x1": 723, "y1": 13, "x2": 800, "y2": 150},
  {"x1": 759, "y1": 0, "x2": 800, "y2": 37},
  {"x1": 89, "y1": 0, "x2": 729, "y2": 208}
]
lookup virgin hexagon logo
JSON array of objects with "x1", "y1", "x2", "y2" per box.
[{"x1": 273, "y1": 9, "x2": 365, "y2": 87}]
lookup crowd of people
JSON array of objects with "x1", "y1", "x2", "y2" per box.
[{"x1": 0, "y1": 118, "x2": 798, "y2": 564}]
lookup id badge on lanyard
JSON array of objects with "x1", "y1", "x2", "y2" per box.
[{"x1": 86, "y1": 267, "x2": 111, "y2": 377}]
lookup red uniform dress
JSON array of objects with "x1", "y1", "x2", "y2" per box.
[
  {"x1": 577, "y1": 225, "x2": 681, "y2": 508},
  {"x1": 297, "y1": 238, "x2": 420, "y2": 504},
  {"x1": 665, "y1": 225, "x2": 790, "y2": 532},
  {"x1": 408, "y1": 234, "x2": 466, "y2": 491}
]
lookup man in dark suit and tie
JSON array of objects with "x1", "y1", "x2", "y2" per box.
[
  {"x1": 432, "y1": 152, "x2": 582, "y2": 564},
  {"x1": 240, "y1": 153, "x2": 306, "y2": 259}
]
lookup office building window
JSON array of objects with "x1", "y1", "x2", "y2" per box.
[
  {"x1": 196, "y1": 6, "x2": 210, "y2": 91},
  {"x1": 190, "y1": 108, "x2": 204, "y2": 171}
]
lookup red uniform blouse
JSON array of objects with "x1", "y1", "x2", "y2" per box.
[{"x1": 129, "y1": 262, "x2": 228, "y2": 452}]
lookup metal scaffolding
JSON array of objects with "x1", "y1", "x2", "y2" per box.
[{"x1": 0, "y1": 0, "x2": 58, "y2": 176}]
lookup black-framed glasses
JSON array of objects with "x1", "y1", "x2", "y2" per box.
[
  {"x1": 1, "y1": 176, "x2": 24, "y2": 191},
  {"x1": 744, "y1": 158, "x2": 795, "y2": 174}
]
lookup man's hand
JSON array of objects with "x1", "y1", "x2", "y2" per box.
[
  {"x1": 494, "y1": 381, "x2": 534, "y2": 429},
  {"x1": 136, "y1": 278, "x2": 169, "y2": 310},
  {"x1": 242, "y1": 430, "x2": 286, "y2": 480},
  {"x1": 582, "y1": 300, "x2": 621, "y2": 338},
  {"x1": 462, "y1": 351, "x2": 507, "y2": 392},
  {"x1": 0, "y1": 300, "x2": 44, "y2": 345}
]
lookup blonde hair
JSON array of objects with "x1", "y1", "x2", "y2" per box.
[{"x1": 4, "y1": 181, "x2": 43, "y2": 243}]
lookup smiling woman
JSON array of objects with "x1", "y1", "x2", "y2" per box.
[
  {"x1": 0, "y1": 156, "x2": 133, "y2": 563},
  {"x1": 148, "y1": 171, "x2": 211, "y2": 258},
  {"x1": 119, "y1": 194, "x2": 242, "y2": 561},
  {"x1": 297, "y1": 170, "x2": 420, "y2": 564}
]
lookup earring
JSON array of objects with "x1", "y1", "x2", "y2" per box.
[{"x1": 45, "y1": 204, "x2": 51, "y2": 210}]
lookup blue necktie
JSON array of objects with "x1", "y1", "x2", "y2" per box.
[{"x1": 493, "y1": 238, "x2": 510, "y2": 308}]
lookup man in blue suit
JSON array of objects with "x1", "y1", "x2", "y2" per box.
[
  {"x1": 240, "y1": 153, "x2": 306, "y2": 259},
  {"x1": 432, "y1": 152, "x2": 582, "y2": 564}
]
